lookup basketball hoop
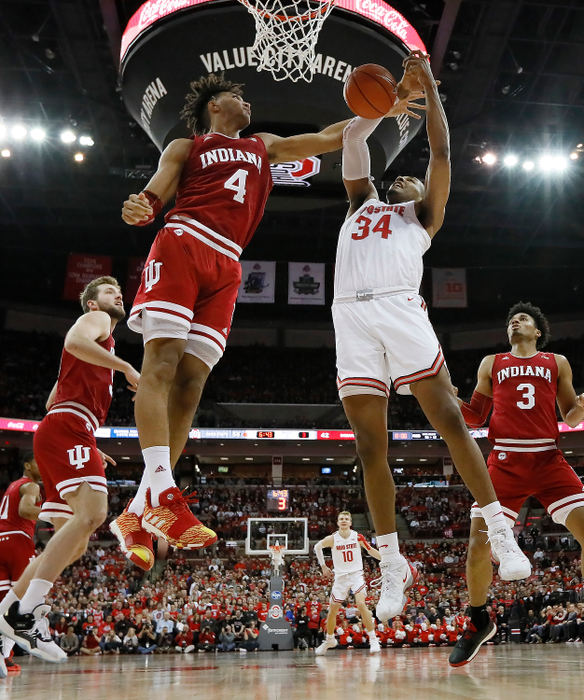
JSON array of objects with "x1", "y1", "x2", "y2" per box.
[{"x1": 236, "y1": 0, "x2": 336, "y2": 82}]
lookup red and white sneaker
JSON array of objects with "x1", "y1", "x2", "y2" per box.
[
  {"x1": 142, "y1": 487, "x2": 217, "y2": 550},
  {"x1": 373, "y1": 558, "x2": 419, "y2": 623},
  {"x1": 110, "y1": 505, "x2": 155, "y2": 571}
]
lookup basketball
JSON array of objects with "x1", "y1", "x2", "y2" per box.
[{"x1": 343, "y1": 64, "x2": 398, "y2": 119}]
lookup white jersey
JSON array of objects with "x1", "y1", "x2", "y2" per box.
[
  {"x1": 333, "y1": 198, "x2": 430, "y2": 301},
  {"x1": 331, "y1": 529, "x2": 364, "y2": 575}
]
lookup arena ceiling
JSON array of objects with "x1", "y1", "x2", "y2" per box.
[{"x1": 1, "y1": 0, "x2": 583, "y2": 321}]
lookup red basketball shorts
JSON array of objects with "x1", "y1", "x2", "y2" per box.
[
  {"x1": 33, "y1": 412, "x2": 107, "y2": 523},
  {"x1": 128, "y1": 224, "x2": 242, "y2": 369},
  {"x1": 0, "y1": 532, "x2": 36, "y2": 597},
  {"x1": 471, "y1": 448, "x2": 584, "y2": 526}
]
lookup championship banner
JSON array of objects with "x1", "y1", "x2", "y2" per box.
[
  {"x1": 126, "y1": 257, "x2": 146, "y2": 302},
  {"x1": 287, "y1": 262, "x2": 325, "y2": 305},
  {"x1": 432, "y1": 268, "x2": 468, "y2": 308},
  {"x1": 63, "y1": 253, "x2": 113, "y2": 301},
  {"x1": 237, "y1": 261, "x2": 276, "y2": 304}
]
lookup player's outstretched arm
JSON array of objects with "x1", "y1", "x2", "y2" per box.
[
  {"x1": 65, "y1": 312, "x2": 140, "y2": 392},
  {"x1": 314, "y1": 535, "x2": 334, "y2": 578},
  {"x1": 121, "y1": 138, "x2": 192, "y2": 226},
  {"x1": 256, "y1": 120, "x2": 351, "y2": 165},
  {"x1": 405, "y1": 52, "x2": 450, "y2": 238},
  {"x1": 556, "y1": 355, "x2": 584, "y2": 427},
  {"x1": 458, "y1": 355, "x2": 494, "y2": 428},
  {"x1": 18, "y1": 482, "x2": 41, "y2": 521}
]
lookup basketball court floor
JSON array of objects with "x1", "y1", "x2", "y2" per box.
[{"x1": 1, "y1": 646, "x2": 581, "y2": 700}]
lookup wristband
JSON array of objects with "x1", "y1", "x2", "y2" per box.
[{"x1": 135, "y1": 190, "x2": 163, "y2": 226}]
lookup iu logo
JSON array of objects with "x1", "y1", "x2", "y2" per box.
[
  {"x1": 67, "y1": 445, "x2": 91, "y2": 470},
  {"x1": 144, "y1": 260, "x2": 163, "y2": 292}
]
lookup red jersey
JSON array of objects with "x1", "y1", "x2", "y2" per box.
[
  {"x1": 489, "y1": 352, "x2": 559, "y2": 444},
  {"x1": 51, "y1": 333, "x2": 115, "y2": 429},
  {"x1": 166, "y1": 133, "x2": 273, "y2": 252},
  {"x1": 0, "y1": 477, "x2": 39, "y2": 539}
]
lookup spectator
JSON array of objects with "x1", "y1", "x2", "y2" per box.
[
  {"x1": 217, "y1": 624, "x2": 236, "y2": 652},
  {"x1": 60, "y1": 625, "x2": 80, "y2": 656},
  {"x1": 100, "y1": 630, "x2": 122, "y2": 655},
  {"x1": 122, "y1": 628, "x2": 139, "y2": 654},
  {"x1": 80, "y1": 628, "x2": 102, "y2": 656},
  {"x1": 138, "y1": 624, "x2": 158, "y2": 654}
]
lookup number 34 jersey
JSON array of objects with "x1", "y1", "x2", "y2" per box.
[
  {"x1": 334, "y1": 198, "x2": 430, "y2": 300},
  {"x1": 165, "y1": 133, "x2": 273, "y2": 252},
  {"x1": 489, "y1": 352, "x2": 559, "y2": 444}
]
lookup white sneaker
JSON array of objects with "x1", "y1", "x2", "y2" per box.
[
  {"x1": 0, "y1": 603, "x2": 66, "y2": 663},
  {"x1": 369, "y1": 635, "x2": 381, "y2": 654},
  {"x1": 488, "y1": 525, "x2": 532, "y2": 580},
  {"x1": 374, "y1": 557, "x2": 418, "y2": 623},
  {"x1": 0, "y1": 654, "x2": 6, "y2": 679},
  {"x1": 315, "y1": 636, "x2": 337, "y2": 655}
]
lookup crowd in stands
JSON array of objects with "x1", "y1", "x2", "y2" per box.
[
  {"x1": 396, "y1": 487, "x2": 475, "y2": 539},
  {"x1": 28, "y1": 535, "x2": 582, "y2": 660}
]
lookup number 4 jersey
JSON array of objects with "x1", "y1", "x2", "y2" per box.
[
  {"x1": 489, "y1": 352, "x2": 559, "y2": 446},
  {"x1": 334, "y1": 198, "x2": 430, "y2": 300}
]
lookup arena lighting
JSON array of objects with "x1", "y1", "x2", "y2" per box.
[
  {"x1": 220, "y1": 457, "x2": 228, "y2": 460},
  {"x1": 60, "y1": 129, "x2": 76, "y2": 144},
  {"x1": 73, "y1": 152, "x2": 84, "y2": 162},
  {"x1": 570, "y1": 152, "x2": 579, "y2": 160},
  {"x1": 79, "y1": 135, "x2": 94, "y2": 146},
  {"x1": 481, "y1": 152, "x2": 497, "y2": 165},
  {"x1": 1, "y1": 149, "x2": 11, "y2": 158},
  {"x1": 503, "y1": 153, "x2": 519, "y2": 167},
  {"x1": 522, "y1": 160, "x2": 535, "y2": 171},
  {"x1": 11, "y1": 124, "x2": 27, "y2": 140},
  {"x1": 538, "y1": 153, "x2": 569, "y2": 173},
  {"x1": 325, "y1": 457, "x2": 334, "y2": 461},
  {"x1": 30, "y1": 127, "x2": 46, "y2": 142},
  {"x1": 396, "y1": 458, "x2": 404, "y2": 462},
  {"x1": 244, "y1": 457, "x2": 253, "y2": 461},
  {"x1": 302, "y1": 457, "x2": 310, "y2": 461}
]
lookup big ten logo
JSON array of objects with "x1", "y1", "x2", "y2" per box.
[
  {"x1": 269, "y1": 605, "x2": 282, "y2": 619},
  {"x1": 144, "y1": 260, "x2": 163, "y2": 292},
  {"x1": 67, "y1": 445, "x2": 91, "y2": 470}
]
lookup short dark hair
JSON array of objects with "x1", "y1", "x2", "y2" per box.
[
  {"x1": 21, "y1": 449, "x2": 35, "y2": 465},
  {"x1": 506, "y1": 301, "x2": 551, "y2": 348},
  {"x1": 79, "y1": 276, "x2": 120, "y2": 313},
  {"x1": 180, "y1": 73, "x2": 244, "y2": 135}
]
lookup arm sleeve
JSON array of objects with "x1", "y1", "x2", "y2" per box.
[
  {"x1": 342, "y1": 116, "x2": 383, "y2": 180},
  {"x1": 314, "y1": 541, "x2": 326, "y2": 566},
  {"x1": 460, "y1": 391, "x2": 493, "y2": 428},
  {"x1": 357, "y1": 532, "x2": 372, "y2": 551}
]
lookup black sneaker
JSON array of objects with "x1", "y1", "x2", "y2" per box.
[
  {"x1": 448, "y1": 620, "x2": 497, "y2": 667},
  {"x1": 0, "y1": 602, "x2": 66, "y2": 663}
]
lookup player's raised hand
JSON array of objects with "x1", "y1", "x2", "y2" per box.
[
  {"x1": 384, "y1": 90, "x2": 427, "y2": 120},
  {"x1": 321, "y1": 565, "x2": 334, "y2": 580},
  {"x1": 98, "y1": 449, "x2": 116, "y2": 469},
  {"x1": 576, "y1": 393, "x2": 584, "y2": 410},
  {"x1": 402, "y1": 51, "x2": 437, "y2": 91},
  {"x1": 123, "y1": 364, "x2": 140, "y2": 393},
  {"x1": 122, "y1": 192, "x2": 153, "y2": 225}
]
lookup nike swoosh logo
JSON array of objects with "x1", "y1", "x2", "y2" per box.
[
  {"x1": 402, "y1": 573, "x2": 408, "y2": 583},
  {"x1": 407, "y1": 297, "x2": 414, "y2": 301},
  {"x1": 379, "y1": 544, "x2": 389, "y2": 549}
]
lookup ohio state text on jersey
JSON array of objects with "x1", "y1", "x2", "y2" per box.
[
  {"x1": 165, "y1": 133, "x2": 273, "y2": 256},
  {"x1": 489, "y1": 352, "x2": 559, "y2": 450},
  {"x1": 331, "y1": 530, "x2": 364, "y2": 574},
  {"x1": 50, "y1": 334, "x2": 115, "y2": 430},
  {"x1": 334, "y1": 199, "x2": 430, "y2": 301}
]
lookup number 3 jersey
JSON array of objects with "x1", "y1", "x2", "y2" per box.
[
  {"x1": 489, "y1": 352, "x2": 559, "y2": 445},
  {"x1": 334, "y1": 198, "x2": 430, "y2": 300},
  {"x1": 165, "y1": 133, "x2": 273, "y2": 253}
]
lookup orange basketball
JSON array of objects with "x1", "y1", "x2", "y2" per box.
[{"x1": 343, "y1": 64, "x2": 397, "y2": 119}]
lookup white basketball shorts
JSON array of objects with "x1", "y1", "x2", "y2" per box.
[
  {"x1": 331, "y1": 571, "x2": 367, "y2": 603},
  {"x1": 332, "y1": 292, "x2": 444, "y2": 398}
]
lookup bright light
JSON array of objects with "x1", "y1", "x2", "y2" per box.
[
  {"x1": 538, "y1": 153, "x2": 568, "y2": 173},
  {"x1": 570, "y1": 152, "x2": 579, "y2": 160},
  {"x1": 503, "y1": 154, "x2": 519, "y2": 167},
  {"x1": 482, "y1": 152, "x2": 497, "y2": 165},
  {"x1": 30, "y1": 127, "x2": 46, "y2": 142},
  {"x1": 11, "y1": 124, "x2": 27, "y2": 140},
  {"x1": 522, "y1": 160, "x2": 534, "y2": 171},
  {"x1": 1, "y1": 149, "x2": 11, "y2": 158},
  {"x1": 73, "y1": 152, "x2": 84, "y2": 162},
  {"x1": 60, "y1": 129, "x2": 76, "y2": 144},
  {"x1": 0, "y1": 123, "x2": 6, "y2": 139},
  {"x1": 79, "y1": 135, "x2": 94, "y2": 146}
]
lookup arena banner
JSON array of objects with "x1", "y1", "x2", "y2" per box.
[
  {"x1": 288, "y1": 262, "x2": 325, "y2": 305},
  {"x1": 62, "y1": 253, "x2": 113, "y2": 301},
  {"x1": 126, "y1": 257, "x2": 146, "y2": 302},
  {"x1": 237, "y1": 260, "x2": 276, "y2": 303},
  {"x1": 431, "y1": 268, "x2": 468, "y2": 308}
]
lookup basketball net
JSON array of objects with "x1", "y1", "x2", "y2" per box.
[
  {"x1": 236, "y1": 0, "x2": 336, "y2": 82},
  {"x1": 269, "y1": 543, "x2": 286, "y2": 574}
]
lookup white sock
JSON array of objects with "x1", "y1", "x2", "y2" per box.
[
  {"x1": 18, "y1": 578, "x2": 53, "y2": 615},
  {"x1": 143, "y1": 446, "x2": 175, "y2": 507},
  {"x1": 127, "y1": 471, "x2": 150, "y2": 516},
  {"x1": 0, "y1": 589, "x2": 18, "y2": 616},
  {"x1": 367, "y1": 629, "x2": 376, "y2": 639},
  {"x1": 481, "y1": 501, "x2": 507, "y2": 529},
  {"x1": 3, "y1": 635, "x2": 15, "y2": 658},
  {"x1": 326, "y1": 633, "x2": 335, "y2": 640},
  {"x1": 376, "y1": 532, "x2": 402, "y2": 564}
]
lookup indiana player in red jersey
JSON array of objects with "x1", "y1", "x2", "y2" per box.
[
  {"x1": 449, "y1": 301, "x2": 584, "y2": 666},
  {"x1": 0, "y1": 452, "x2": 41, "y2": 677},
  {"x1": 332, "y1": 52, "x2": 530, "y2": 632},
  {"x1": 113, "y1": 72, "x2": 355, "y2": 562},
  {"x1": 0, "y1": 277, "x2": 140, "y2": 663},
  {"x1": 314, "y1": 511, "x2": 382, "y2": 655}
]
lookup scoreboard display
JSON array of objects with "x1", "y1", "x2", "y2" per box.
[{"x1": 267, "y1": 489, "x2": 289, "y2": 512}]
